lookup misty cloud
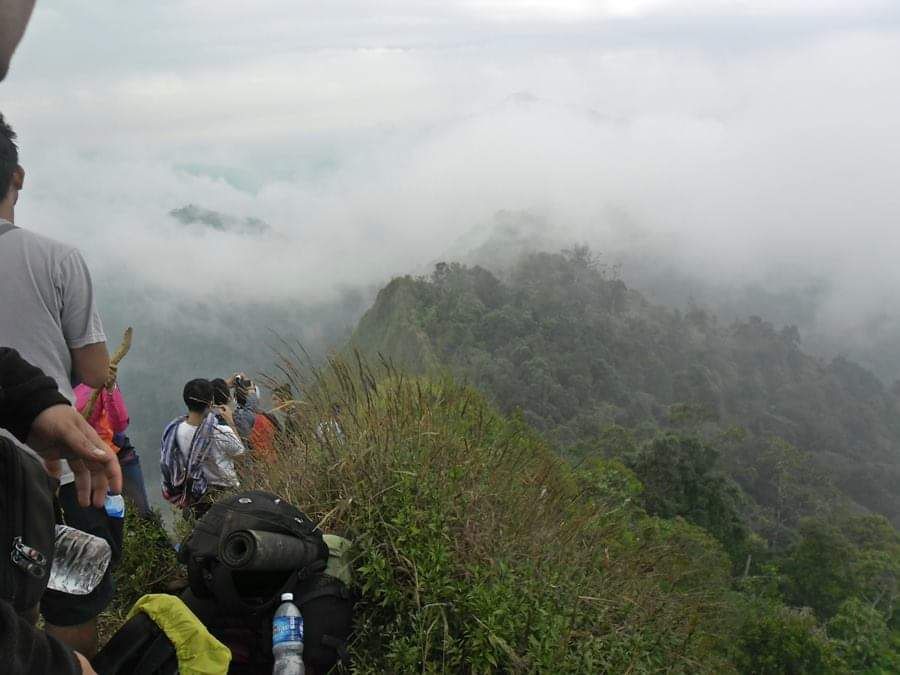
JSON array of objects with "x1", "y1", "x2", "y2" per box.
[{"x1": 1, "y1": 0, "x2": 899, "y2": 332}]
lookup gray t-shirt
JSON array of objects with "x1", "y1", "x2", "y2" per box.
[{"x1": 0, "y1": 220, "x2": 106, "y2": 483}]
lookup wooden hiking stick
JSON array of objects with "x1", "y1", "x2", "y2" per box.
[{"x1": 82, "y1": 326, "x2": 133, "y2": 420}]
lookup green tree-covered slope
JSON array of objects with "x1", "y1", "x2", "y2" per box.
[
  {"x1": 351, "y1": 249, "x2": 900, "y2": 529},
  {"x1": 344, "y1": 249, "x2": 900, "y2": 670}
]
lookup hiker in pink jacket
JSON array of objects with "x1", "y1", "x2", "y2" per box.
[
  {"x1": 74, "y1": 373, "x2": 151, "y2": 517},
  {"x1": 74, "y1": 380, "x2": 128, "y2": 454}
]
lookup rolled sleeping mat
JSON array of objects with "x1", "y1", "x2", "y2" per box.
[{"x1": 219, "y1": 529, "x2": 321, "y2": 572}]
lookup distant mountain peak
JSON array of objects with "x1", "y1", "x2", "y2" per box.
[{"x1": 169, "y1": 204, "x2": 270, "y2": 236}]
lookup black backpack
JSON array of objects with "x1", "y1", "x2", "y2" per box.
[
  {"x1": 0, "y1": 440, "x2": 57, "y2": 613},
  {"x1": 179, "y1": 491, "x2": 354, "y2": 673}
]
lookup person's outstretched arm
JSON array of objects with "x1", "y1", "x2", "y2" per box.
[{"x1": 0, "y1": 347, "x2": 121, "y2": 506}]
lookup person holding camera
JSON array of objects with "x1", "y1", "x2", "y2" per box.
[
  {"x1": 160, "y1": 378, "x2": 246, "y2": 521},
  {"x1": 228, "y1": 373, "x2": 256, "y2": 438}
]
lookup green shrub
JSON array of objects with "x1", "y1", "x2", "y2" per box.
[
  {"x1": 628, "y1": 434, "x2": 749, "y2": 563},
  {"x1": 100, "y1": 505, "x2": 181, "y2": 639},
  {"x1": 827, "y1": 598, "x2": 898, "y2": 673},
  {"x1": 734, "y1": 601, "x2": 832, "y2": 674},
  {"x1": 250, "y1": 356, "x2": 737, "y2": 672},
  {"x1": 781, "y1": 519, "x2": 857, "y2": 620}
]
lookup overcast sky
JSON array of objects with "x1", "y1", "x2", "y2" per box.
[{"x1": 2, "y1": 0, "x2": 899, "y2": 329}]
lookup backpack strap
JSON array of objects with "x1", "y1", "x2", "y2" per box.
[
  {"x1": 295, "y1": 580, "x2": 353, "y2": 605},
  {"x1": 180, "y1": 414, "x2": 216, "y2": 507},
  {"x1": 321, "y1": 634, "x2": 351, "y2": 667},
  {"x1": 180, "y1": 422, "x2": 202, "y2": 505},
  {"x1": 294, "y1": 576, "x2": 353, "y2": 668},
  {"x1": 92, "y1": 612, "x2": 178, "y2": 675},
  {"x1": 133, "y1": 633, "x2": 179, "y2": 675}
]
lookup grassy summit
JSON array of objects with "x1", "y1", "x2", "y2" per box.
[{"x1": 247, "y1": 357, "x2": 737, "y2": 672}]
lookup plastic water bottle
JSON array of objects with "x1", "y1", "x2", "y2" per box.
[
  {"x1": 104, "y1": 493, "x2": 126, "y2": 519},
  {"x1": 273, "y1": 592, "x2": 305, "y2": 675},
  {"x1": 46, "y1": 525, "x2": 112, "y2": 595}
]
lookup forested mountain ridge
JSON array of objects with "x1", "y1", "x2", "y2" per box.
[
  {"x1": 351, "y1": 248, "x2": 900, "y2": 529},
  {"x1": 347, "y1": 248, "x2": 900, "y2": 669}
]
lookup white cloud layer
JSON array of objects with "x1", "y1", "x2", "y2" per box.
[{"x1": 1, "y1": 0, "x2": 898, "y2": 334}]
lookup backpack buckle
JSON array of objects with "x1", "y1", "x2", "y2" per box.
[
  {"x1": 11, "y1": 537, "x2": 47, "y2": 579},
  {"x1": 296, "y1": 558, "x2": 327, "y2": 582}
]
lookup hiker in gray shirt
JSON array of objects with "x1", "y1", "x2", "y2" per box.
[{"x1": 0, "y1": 112, "x2": 116, "y2": 659}]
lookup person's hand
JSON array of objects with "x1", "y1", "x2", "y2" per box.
[
  {"x1": 74, "y1": 651, "x2": 97, "y2": 675},
  {"x1": 26, "y1": 404, "x2": 122, "y2": 508},
  {"x1": 216, "y1": 404, "x2": 235, "y2": 426},
  {"x1": 104, "y1": 362, "x2": 118, "y2": 391}
]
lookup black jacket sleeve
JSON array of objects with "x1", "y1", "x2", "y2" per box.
[
  {"x1": 0, "y1": 347, "x2": 69, "y2": 441},
  {"x1": 0, "y1": 599, "x2": 79, "y2": 674},
  {"x1": 0, "y1": 352, "x2": 78, "y2": 672}
]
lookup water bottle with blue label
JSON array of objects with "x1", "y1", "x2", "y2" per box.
[
  {"x1": 104, "y1": 493, "x2": 125, "y2": 519},
  {"x1": 273, "y1": 592, "x2": 305, "y2": 675}
]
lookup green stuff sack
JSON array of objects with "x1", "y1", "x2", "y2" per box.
[
  {"x1": 92, "y1": 593, "x2": 231, "y2": 675},
  {"x1": 322, "y1": 534, "x2": 353, "y2": 587}
]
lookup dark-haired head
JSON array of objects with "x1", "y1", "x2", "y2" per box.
[
  {"x1": 0, "y1": 113, "x2": 22, "y2": 206},
  {"x1": 211, "y1": 378, "x2": 231, "y2": 406},
  {"x1": 183, "y1": 378, "x2": 213, "y2": 413}
]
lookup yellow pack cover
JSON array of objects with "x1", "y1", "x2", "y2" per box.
[{"x1": 127, "y1": 593, "x2": 231, "y2": 675}]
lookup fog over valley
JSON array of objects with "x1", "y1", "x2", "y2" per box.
[{"x1": 4, "y1": 0, "x2": 900, "y2": 484}]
